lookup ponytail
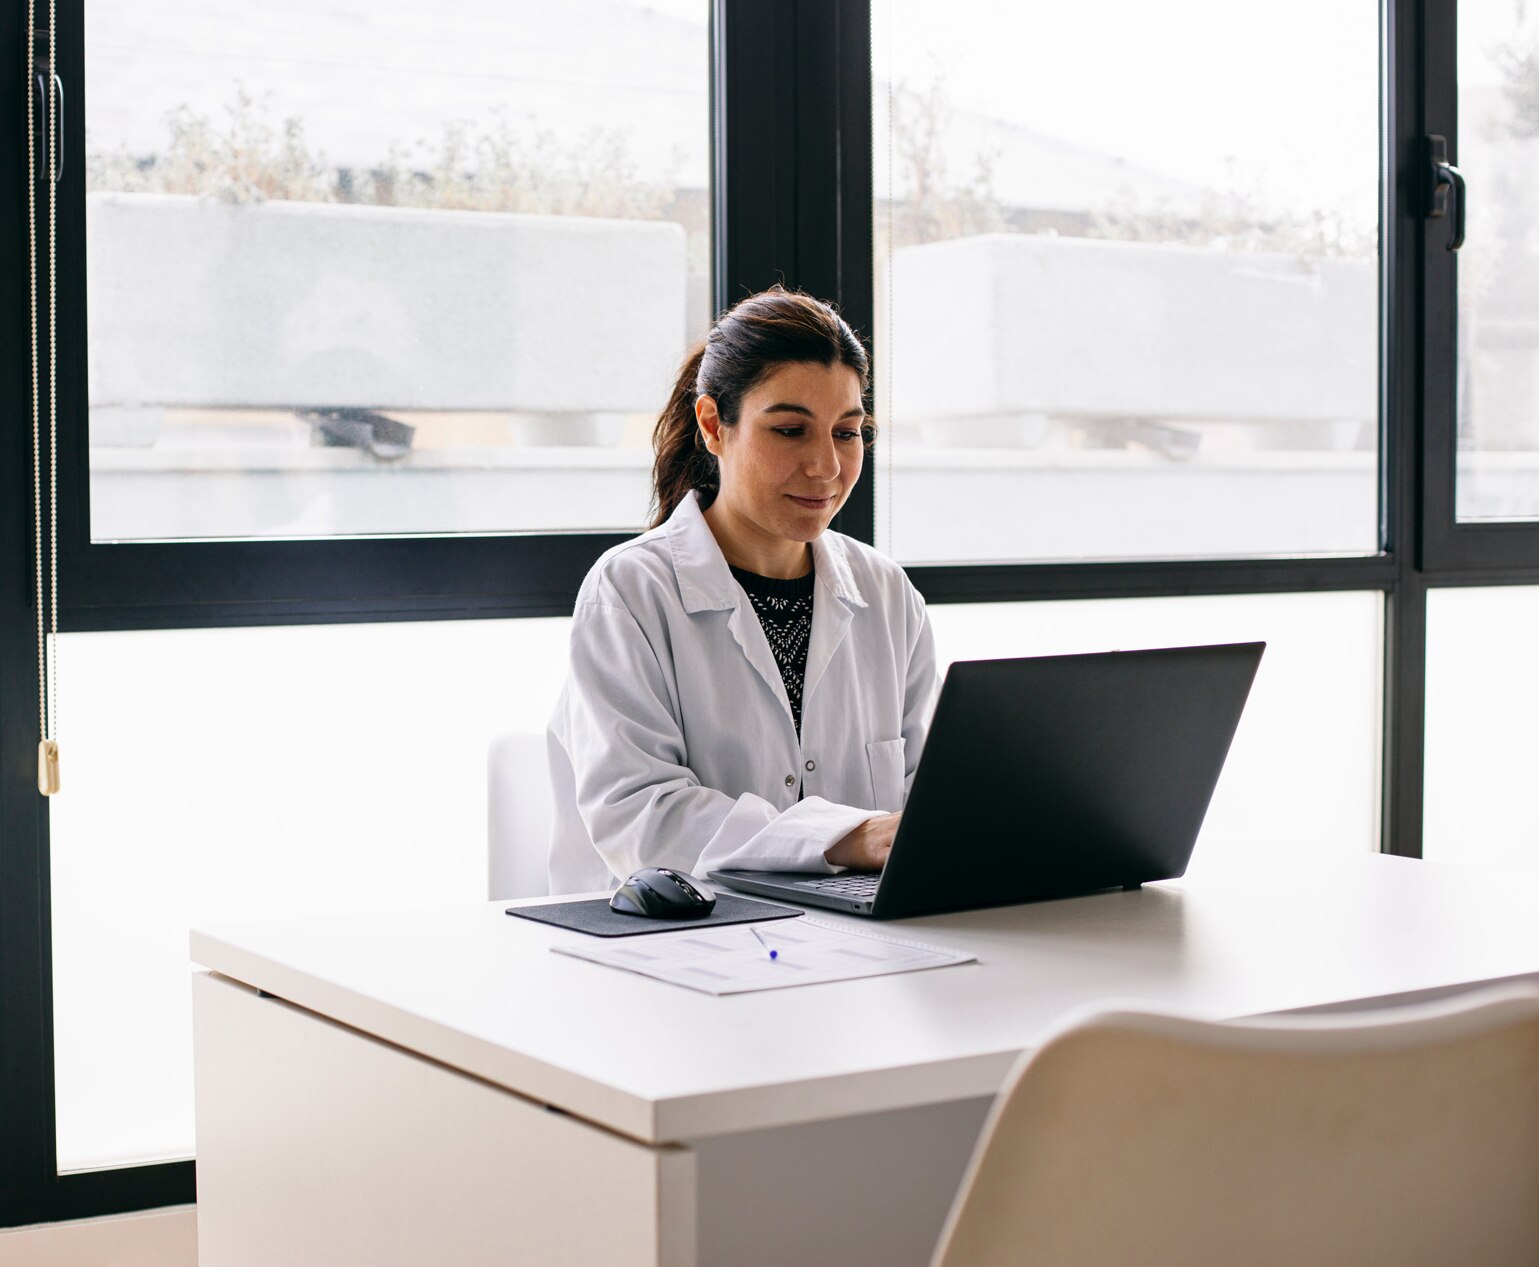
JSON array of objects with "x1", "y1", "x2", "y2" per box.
[
  {"x1": 647, "y1": 285, "x2": 870, "y2": 530},
  {"x1": 649, "y1": 344, "x2": 715, "y2": 528}
]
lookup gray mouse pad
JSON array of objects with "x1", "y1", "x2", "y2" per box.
[{"x1": 506, "y1": 893, "x2": 802, "y2": 937}]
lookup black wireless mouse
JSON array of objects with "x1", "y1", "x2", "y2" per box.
[{"x1": 609, "y1": 867, "x2": 717, "y2": 919}]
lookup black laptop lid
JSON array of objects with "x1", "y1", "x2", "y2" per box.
[{"x1": 873, "y1": 642, "x2": 1264, "y2": 919}]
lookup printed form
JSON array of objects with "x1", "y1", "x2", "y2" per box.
[{"x1": 552, "y1": 916, "x2": 975, "y2": 994}]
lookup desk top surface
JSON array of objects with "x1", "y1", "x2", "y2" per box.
[{"x1": 190, "y1": 852, "x2": 1539, "y2": 1144}]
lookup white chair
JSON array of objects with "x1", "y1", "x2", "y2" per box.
[
  {"x1": 931, "y1": 985, "x2": 1539, "y2": 1267},
  {"x1": 487, "y1": 731, "x2": 554, "y2": 900}
]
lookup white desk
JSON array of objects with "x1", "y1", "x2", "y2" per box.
[{"x1": 190, "y1": 854, "x2": 1539, "y2": 1267}]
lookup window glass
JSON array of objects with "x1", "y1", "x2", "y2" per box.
[
  {"x1": 49, "y1": 617, "x2": 571, "y2": 1171},
  {"x1": 1425, "y1": 587, "x2": 1539, "y2": 869},
  {"x1": 84, "y1": 0, "x2": 709, "y2": 541},
  {"x1": 872, "y1": 0, "x2": 1380, "y2": 562},
  {"x1": 928, "y1": 592, "x2": 1383, "y2": 864},
  {"x1": 1455, "y1": 3, "x2": 1539, "y2": 520}
]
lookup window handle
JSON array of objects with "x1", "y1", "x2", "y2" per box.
[
  {"x1": 1426, "y1": 134, "x2": 1464, "y2": 252},
  {"x1": 34, "y1": 71, "x2": 63, "y2": 183}
]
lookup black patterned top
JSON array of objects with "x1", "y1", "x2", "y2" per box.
[{"x1": 730, "y1": 563, "x2": 816, "y2": 734}]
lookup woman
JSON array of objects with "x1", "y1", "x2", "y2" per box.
[{"x1": 546, "y1": 287, "x2": 939, "y2": 894}]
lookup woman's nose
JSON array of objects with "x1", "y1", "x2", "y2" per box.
[{"x1": 805, "y1": 436, "x2": 840, "y2": 480}]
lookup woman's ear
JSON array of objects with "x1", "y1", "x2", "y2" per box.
[{"x1": 695, "y1": 395, "x2": 725, "y2": 457}]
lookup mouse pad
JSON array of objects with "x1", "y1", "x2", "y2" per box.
[{"x1": 506, "y1": 893, "x2": 803, "y2": 938}]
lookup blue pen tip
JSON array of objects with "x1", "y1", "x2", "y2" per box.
[{"x1": 769, "y1": 949, "x2": 778, "y2": 960}]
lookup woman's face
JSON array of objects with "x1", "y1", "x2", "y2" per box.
[{"x1": 697, "y1": 361, "x2": 866, "y2": 575}]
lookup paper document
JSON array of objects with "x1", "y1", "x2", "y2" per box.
[{"x1": 552, "y1": 916, "x2": 975, "y2": 994}]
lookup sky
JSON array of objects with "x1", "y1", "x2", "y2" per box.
[
  {"x1": 83, "y1": 0, "x2": 1535, "y2": 226},
  {"x1": 84, "y1": 0, "x2": 714, "y2": 183},
  {"x1": 877, "y1": 0, "x2": 1379, "y2": 221}
]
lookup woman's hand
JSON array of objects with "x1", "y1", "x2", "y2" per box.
[{"x1": 824, "y1": 812, "x2": 902, "y2": 871}]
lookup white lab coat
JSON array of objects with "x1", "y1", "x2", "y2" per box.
[{"x1": 547, "y1": 491, "x2": 940, "y2": 894}]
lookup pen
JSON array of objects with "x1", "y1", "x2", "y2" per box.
[{"x1": 749, "y1": 925, "x2": 779, "y2": 961}]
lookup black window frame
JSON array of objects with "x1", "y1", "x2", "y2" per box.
[
  {"x1": 1416, "y1": 0, "x2": 1539, "y2": 573},
  {"x1": 2, "y1": 0, "x2": 1526, "y2": 1232}
]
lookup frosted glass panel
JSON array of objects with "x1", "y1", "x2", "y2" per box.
[
  {"x1": 49, "y1": 617, "x2": 572, "y2": 1172},
  {"x1": 928, "y1": 592, "x2": 1383, "y2": 863},
  {"x1": 48, "y1": 590, "x2": 1383, "y2": 1172},
  {"x1": 1426, "y1": 587, "x2": 1539, "y2": 869}
]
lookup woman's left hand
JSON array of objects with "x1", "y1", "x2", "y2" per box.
[{"x1": 824, "y1": 812, "x2": 902, "y2": 871}]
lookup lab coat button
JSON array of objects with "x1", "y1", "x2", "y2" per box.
[
  {"x1": 804, "y1": 759, "x2": 816, "y2": 771},
  {"x1": 785, "y1": 774, "x2": 795, "y2": 787}
]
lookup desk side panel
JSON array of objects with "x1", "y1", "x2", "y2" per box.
[
  {"x1": 192, "y1": 972, "x2": 695, "y2": 1267},
  {"x1": 691, "y1": 1097, "x2": 994, "y2": 1267}
]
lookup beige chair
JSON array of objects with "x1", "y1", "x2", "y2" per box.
[
  {"x1": 486, "y1": 731, "x2": 553, "y2": 900},
  {"x1": 932, "y1": 985, "x2": 1539, "y2": 1267}
]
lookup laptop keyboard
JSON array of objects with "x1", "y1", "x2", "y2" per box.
[{"x1": 797, "y1": 873, "x2": 881, "y2": 898}]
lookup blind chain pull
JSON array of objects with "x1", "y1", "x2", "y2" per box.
[{"x1": 28, "y1": 0, "x2": 60, "y2": 795}]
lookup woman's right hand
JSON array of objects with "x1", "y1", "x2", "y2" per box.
[{"x1": 824, "y1": 812, "x2": 902, "y2": 871}]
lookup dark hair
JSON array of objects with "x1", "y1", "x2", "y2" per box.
[{"x1": 649, "y1": 285, "x2": 872, "y2": 528}]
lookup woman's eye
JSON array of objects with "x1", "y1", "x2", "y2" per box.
[{"x1": 769, "y1": 425, "x2": 862, "y2": 440}]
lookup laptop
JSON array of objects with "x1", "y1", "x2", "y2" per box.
[{"x1": 709, "y1": 641, "x2": 1264, "y2": 919}]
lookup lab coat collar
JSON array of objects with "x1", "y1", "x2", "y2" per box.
[
  {"x1": 666, "y1": 491, "x2": 867, "y2": 613},
  {"x1": 811, "y1": 522, "x2": 868, "y2": 611}
]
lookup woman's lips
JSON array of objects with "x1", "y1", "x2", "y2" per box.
[{"x1": 788, "y1": 494, "x2": 836, "y2": 509}]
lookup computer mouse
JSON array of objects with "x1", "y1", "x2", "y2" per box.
[{"x1": 609, "y1": 868, "x2": 717, "y2": 919}]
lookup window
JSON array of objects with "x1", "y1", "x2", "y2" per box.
[
  {"x1": 4, "y1": 0, "x2": 1530, "y2": 1234},
  {"x1": 872, "y1": 0, "x2": 1380, "y2": 563},
  {"x1": 84, "y1": 0, "x2": 710, "y2": 542},
  {"x1": 1454, "y1": 1, "x2": 1539, "y2": 522}
]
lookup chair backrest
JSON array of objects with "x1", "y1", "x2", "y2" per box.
[
  {"x1": 931, "y1": 985, "x2": 1539, "y2": 1267},
  {"x1": 487, "y1": 731, "x2": 554, "y2": 900}
]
